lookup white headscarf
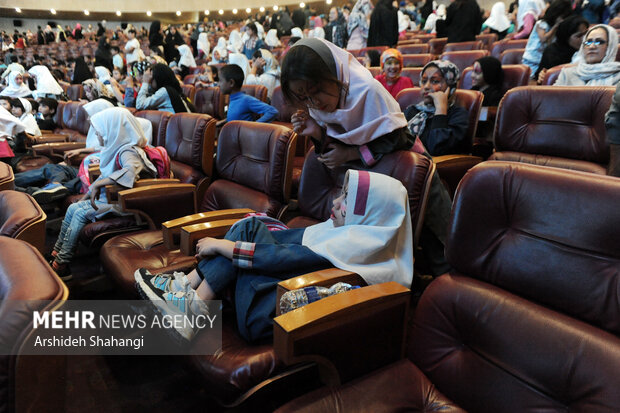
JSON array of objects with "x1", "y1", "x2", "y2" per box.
[
  {"x1": 310, "y1": 27, "x2": 325, "y2": 39},
  {"x1": 265, "y1": 29, "x2": 281, "y2": 48},
  {"x1": 302, "y1": 170, "x2": 414, "y2": 287},
  {"x1": 398, "y1": 10, "x2": 411, "y2": 33},
  {"x1": 229, "y1": 53, "x2": 250, "y2": 79},
  {"x1": 84, "y1": 99, "x2": 115, "y2": 150},
  {"x1": 135, "y1": 118, "x2": 153, "y2": 146},
  {"x1": 197, "y1": 32, "x2": 210, "y2": 57},
  {"x1": 28, "y1": 65, "x2": 64, "y2": 97},
  {"x1": 293, "y1": 38, "x2": 408, "y2": 146},
  {"x1": 291, "y1": 27, "x2": 304, "y2": 39},
  {"x1": 259, "y1": 49, "x2": 280, "y2": 76},
  {"x1": 89, "y1": 107, "x2": 150, "y2": 178},
  {"x1": 95, "y1": 66, "x2": 112, "y2": 84},
  {"x1": 16, "y1": 98, "x2": 41, "y2": 136},
  {"x1": 484, "y1": 2, "x2": 511, "y2": 33},
  {"x1": 0, "y1": 106, "x2": 25, "y2": 138},
  {"x1": 0, "y1": 71, "x2": 32, "y2": 98},
  {"x1": 178, "y1": 44, "x2": 197, "y2": 68},
  {"x1": 211, "y1": 37, "x2": 228, "y2": 63},
  {"x1": 517, "y1": 0, "x2": 544, "y2": 30},
  {"x1": 228, "y1": 30, "x2": 243, "y2": 53},
  {"x1": 571, "y1": 24, "x2": 620, "y2": 85},
  {"x1": 255, "y1": 22, "x2": 265, "y2": 40},
  {"x1": 436, "y1": 3, "x2": 447, "y2": 18}
]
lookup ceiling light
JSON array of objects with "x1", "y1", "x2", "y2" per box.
[
  {"x1": 326, "y1": 0, "x2": 333, "y2": 3},
  {"x1": 273, "y1": 5, "x2": 279, "y2": 11},
  {"x1": 246, "y1": 8, "x2": 251, "y2": 12},
  {"x1": 205, "y1": 10, "x2": 210, "y2": 15},
  {"x1": 116, "y1": 10, "x2": 121, "y2": 16},
  {"x1": 176, "y1": 10, "x2": 181, "y2": 16},
  {"x1": 15, "y1": 7, "x2": 21, "y2": 12},
  {"x1": 259, "y1": 6, "x2": 265, "y2": 12},
  {"x1": 300, "y1": 2, "x2": 305, "y2": 7},
  {"x1": 218, "y1": 9, "x2": 224, "y2": 14},
  {"x1": 147, "y1": 10, "x2": 152, "y2": 16},
  {"x1": 84, "y1": 10, "x2": 89, "y2": 15},
  {"x1": 50, "y1": 8, "x2": 56, "y2": 14},
  {"x1": 232, "y1": 8, "x2": 237, "y2": 14}
]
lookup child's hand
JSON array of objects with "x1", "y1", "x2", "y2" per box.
[
  {"x1": 537, "y1": 68, "x2": 547, "y2": 85},
  {"x1": 64, "y1": 148, "x2": 82, "y2": 162},
  {"x1": 317, "y1": 143, "x2": 358, "y2": 169},
  {"x1": 428, "y1": 89, "x2": 449, "y2": 115},
  {"x1": 195, "y1": 237, "x2": 234, "y2": 259},
  {"x1": 291, "y1": 110, "x2": 322, "y2": 139}
]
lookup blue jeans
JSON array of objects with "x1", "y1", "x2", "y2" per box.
[
  {"x1": 15, "y1": 164, "x2": 81, "y2": 193},
  {"x1": 53, "y1": 200, "x2": 95, "y2": 264}
]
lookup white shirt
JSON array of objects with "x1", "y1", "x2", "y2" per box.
[{"x1": 125, "y1": 38, "x2": 141, "y2": 64}]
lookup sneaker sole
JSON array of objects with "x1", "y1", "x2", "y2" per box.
[{"x1": 32, "y1": 187, "x2": 70, "y2": 204}]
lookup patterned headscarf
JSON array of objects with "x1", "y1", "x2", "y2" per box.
[
  {"x1": 82, "y1": 78, "x2": 115, "y2": 100},
  {"x1": 407, "y1": 60, "x2": 460, "y2": 138},
  {"x1": 380, "y1": 48, "x2": 403, "y2": 69}
]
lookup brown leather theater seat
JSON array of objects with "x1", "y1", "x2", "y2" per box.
[
  {"x1": 459, "y1": 63, "x2": 530, "y2": 91},
  {"x1": 402, "y1": 53, "x2": 432, "y2": 67},
  {"x1": 541, "y1": 63, "x2": 574, "y2": 85},
  {"x1": 275, "y1": 162, "x2": 620, "y2": 413},
  {"x1": 0, "y1": 237, "x2": 68, "y2": 413},
  {"x1": 194, "y1": 87, "x2": 225, "y2": 120},
  {"x1": 397, "y1": 44, "x2": 430, "y2": 55},
  {"x1": 0, "y1": 162, "x2": 14, "y2": 191},
  {"x1": 440, "y1": 50, "x2": 490, "y2": 73},
  {"x1": 0, "y1": 190, "x2": 46, "y2": 253},
  {"x1": 490, "y1": 39, "x2": 528, "y2": 58},
  {"x1": 443, "y1": 40, "x2": 484, "y2": 52},
  {"x1": 475, "y1": 33, "x2": 498, "y2": 51},
  {"x1": 499, "y1": 48, "x2": 525, "y2": 65},
  {"x1": 240, "y1": 84, "x2": 269, "y2": 103},
  {"x1": 428, "y1": 37, "x2": 448, "y2": 55},
  {"x1": 489, "y1": 86, "x2": 614, "y2": 174}
]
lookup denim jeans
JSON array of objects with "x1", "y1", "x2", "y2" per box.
[
  {"x1": 53, "y1": 200, "x2": 95, "y2": 264},
  {"x1": 15, "y1": 164, "x2": 81, "y2": 194}
]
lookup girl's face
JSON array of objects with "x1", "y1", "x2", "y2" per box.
[
  {"x1": 383, "y1": 57, "x2": 402, "y2": 81},
  {"x1": 331, "y1": 186, "x2": 348, "y2": 228},
  {"x1": 287, "y1": 79, "x2": 341, "y2": 112},
  {"x1": 569, "y1": 24, "x2": 588, "y2": 50},
  {"x1": 113, "y1": 69, "x2": 122, "y2": 81},
  {"x1": 471, "y1": 61, "x2": 486, "y2": 88},
  {"x1": 583, "y1": 27, "x2": 608, "y2": 64},
  {"x1": 84, "y1": 85, "x2": 96, "y2": 101},
  {"x1": 11, "y1": 106, "x2": 23, "y2": 117},
  {"x1": 0, "y1": 99, "x2": 11, "y2": 112},
  {"x1": 419, "y1": 66, "x2": 447, "y2": 105},
  {"x1": 14, "y1": 74, "x2": 23, "y2": 86}
]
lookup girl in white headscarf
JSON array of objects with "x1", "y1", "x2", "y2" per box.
[
  {"x1": 211, "y1": 37, "x2": 228, "y2": 63},
  {"x1": 423, "y1": 4, "x2": 447, "y2": 33},
  {"x1": 246, "y1": 49, "x2": 281, "y2": 99},
  {"x1": 482, "y1": 2, "x2": 513, "y2": 40},
  {"x1": 291, "y1": 27, "x2": 304, "y2": 39},
  {"x1": 309, "y1": 26, "x2": 326, "y2": 39},
  {"x1": 556, "y1": 24, "x2": 620, "y2": 86},
  {"x1": 264, "y1": 29, "x2": 282, "y2": 48},
  {"x1": 513, "y1": 0, "x2": 545, "y2": 39},
  {"x1": 0, "y1": 105, "x2": 25, "y2": 140},
  {"x1": 135, "y1": 169, "x2": 413, "y2": 342},
  {"x1": 27, "y1": 65, "x2": 64, "y2": 99},
  {"x1": 228, "y1": 52, "x2": 251, "y2": 79},
  {"x1": 0, "y1": 71, "x2": 33, "y2": 98},
  {"x1": 50, "y1": 107, "x2": 157, "y2": 278},
  {"x1": 178, "y1": 44, "x2": 197, "y2": 69},
  {"x1": 228, "y1": 30, "x2": 244, "y2": 54},
  {"x1": 197, "y1": 32, "x2": 210, "y2": 59},
  {"x1": 11, "y1": 98, "x2": 41, "y2": 137}
]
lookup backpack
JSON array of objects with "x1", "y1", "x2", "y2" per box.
[{"x1": 114, "y1": 146, "x2": 173, "y2": 179}]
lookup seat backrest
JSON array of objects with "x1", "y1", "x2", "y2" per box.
[
  {"x1": 499, "y1": 48, "x2": 524, "y2": 65},
  {"x1": 490, "y1": 39, "x2": 528, "y2": 58},
  {"x1": 181, "y1": 84, "x2": 196, "y2": 102},
  {"x1": 295, "y1": 149, "x2": 435, "y2": 247},
  {"x1": 60, "y1": 101, "x2": 89, "y2": 138},
  {"x1": 357, "y1": 46, "x2": 388, "y2": 57},
  {"x1": 66, "y1": 84, "x2": 84, "y2": 101},
  {"x1": 164, "y1": 113, "x2": 216, "y2": 184},
  {"x1": 183, "y1": 74, "x2": 198, "y2": 85},
  {"x1": 440, "y1": 50, "x2": 490, "y2": 73},
  {"x1": 397, "y1": 44, "x2": 430, "y2": 55},
  {"x1": 444, "y1": 41, "x2": 483, "y2": 52},
  {"x1": 410, "y1": 161, "x2": 620, "y2": 412},
  {"x1": 459, "y1": 64, "x2": 531, "y2": 92},
  {"x1": 475, "y1": 33, "x2": 498, "y2": 51},
  {"x1": 0, "y1": 162, "x2": 14, "y2": 192},
  {"x1": 395, "y1": 87, "x2": 483, "y2": 146},
  {"x1": 52, "y1": 101, "x2": 66, "y2": 127},
  {"x1": 542, "y1": 63, "x2": 574, "y2": 85},
  {"x1": 194, "y1": 87, "x2": 225, "y2": 119},
  {"x1": 368, "y1": 66, "x2": 381, "y2": 78},
  {"x1": 134, "y1": 110, "x2": 173, "y2": 147},
  {"x1": 428, "y1": 37, "x2": 448, "y2": 55},
  {"x1": 493, "y1": 86, "x2": 613, "y2": 164},
  {"x1": 400, "y1": 67, "x2": 423, "y2": 86},
  {"x1": 0, "y1": 191, "x2": 46, "y2": 252},
  {"x1": 200, "y1": 121, "x2": 297, "y2": 218},
  {"x1": 241, "y1": 84, "x2": 269, "y2": 103},
  {"x1": 271, "y1": 85, "x2": 297, "y2": 123},
  {"x1": 402, "y1": 53, "x2": 432, "y2": 68},
  {"x1": 411, "y1": 34, "x2": 436, "y2": 43}
]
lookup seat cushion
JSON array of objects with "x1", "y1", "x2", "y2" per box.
[
  {"x1": 190, "y1": 310, "x2": 286, "y2": 405},
  {"x1": 275, "y1": 359, "x2": 464, "y2": 413},
  {"x1": 101, "y1": 230, "x2": 196, "y2": 295},
  {"x1": 0, "y1": 191, "x2": 44, "y2": 239},
  {"x1": 79, "y1": 216, "x2": 147, "y2": 249},
  {"x1": 286, "y1": 216, "x2": 320, "y2": 229},
  {"x1": 488, "y1": 151, "x2": 607, "y2": 175}
]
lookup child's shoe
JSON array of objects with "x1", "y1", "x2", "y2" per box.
[
  {"x1": 51, "y1": 260, "x2": 73, "y2": 282},
  {"x1": 32, "y1": 182, "x2": 70, "y2": 204},
  {"x1": 135, "y1": 268, "x2": 190, "y2": 299},
  {"x1": 149, "y1": 289, "x2": 210, "y2": 341}
]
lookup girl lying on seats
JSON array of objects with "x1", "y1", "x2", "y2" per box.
[
  {"x1": 50, "y1": 107, "x2": 157, "y2": 280},
  {"x1": 135, "y1": 170, "x2": 414, "y2": 343}
]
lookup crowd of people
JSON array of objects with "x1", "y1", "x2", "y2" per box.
[{"x1": 0, "y1": 0, "x2": 619, "y2": 343}]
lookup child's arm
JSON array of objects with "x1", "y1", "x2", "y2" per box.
[
  {"x1": 248, "y1": 98, "x2": 279, "y2": 123},
  {"x1": 136, "y1": 83, "x2": 168, "y2": 110}
]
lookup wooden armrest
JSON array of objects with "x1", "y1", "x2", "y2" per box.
[
  {"x1": 118, "y1": 183, "x2": 196, "y2": 230},
  {"x1": 433, "y1": 154, "x2": 483, "y2": 167},
  {"x1": 105, "y1": 179, "x2": 181, "y2": 203},
  {"x1": 162, "y1": 208, "x2": 254, "y2": 250},
  {"x1": 40, "y1": 129, "x2": 54, "y2": 134},
  {"x1": 88, "y1": 164, "x2": 100, "y2": 183},
  {"x1": 29, "y1": 134, "x2": 68, "y2": 145},
  {"x1": 32, "y1": 142, "x2": 87, "y2": 157},
  {"x1": 276, "y1": 268, "x2": 367, "y2": 316},
  {"x1": 179, "y1": 218, "x2": 242, "y2": 256},
  {"x1": 215, "y1": 119, "x2": 227, "y2": 128},
  {"x1": 273, "y1": 282, "x2": 410, "y2": 386}
]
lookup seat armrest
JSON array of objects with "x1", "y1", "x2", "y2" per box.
[
  {"x1": 179, "y1": 218, "x2": 243, "y2": 255},
  {"x1": 162, "y1": 208, "x2": 254, "y2": 250},
  {"x1": 118, "y1": 183, "x2": 196, "y2": 230},
  {"x1": 29, "y1": 134, "x2": 69, "y2": 145},
  {"x1": 273, "y1": 282, "x2": 410, "y2": 386},
  {"x1": 276, "y1": 268, "x2": 367, "y2": 315},
  {"x1": 32, "y1": 142, "x2": 87, "y2": 158},
  {"x1": 88, "y1": 164, "x2": 100, "y2": 183},
  {"x1": 215, "y1": 118, "x2": 227, "y2": 128},
  {"x1": 434, "y1": 154, "x2": 483, "y2": 198},
  {"x1": 105, "y1": 179, "x2": 181, "y2": 203}
]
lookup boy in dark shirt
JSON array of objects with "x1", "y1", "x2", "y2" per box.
[{"x1": 36, "y1": 98, "x2": 58, "y2": 131}]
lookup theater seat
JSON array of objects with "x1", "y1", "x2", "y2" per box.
[
  {"x1": 459, "y1": 64, "x2": 530, "y2": 91},
  {"x1": 100, "y1": 121, "x2": 297, "y2": 295},
  {"x1": 499, "y1": 48, "x2": 525, "y2": 65},
  {"x1": 181, "y1": 84, "x2": 196, "y2": 102},
  {"x1": 440, "y1": 50, "x2": 489, "y2": 73},
  {"x1": 134, "y1": 110, "x2": 173, "y2": 147},
  {"x1": 66, "y1": 84, "x2": 84, "y2": 101},
  {"x1": 400, "y1": 67, "x2": 423, "y2": 86},
  {"x1": 0, "y1": 237, "x2": 68, "y2": 413},
  {"x1": 397, "y1": 44, "x2": 430, "y2": 55},
  {"x1": 0, "y1": 190, "x2": 46, "y2": 253},
  {"x1": 275, "y1": 162, "x2": 620, "y2": 413},
  {"x1": 490, "y1": 39, "x2": 528, "y2": 58},
  {"x1": 241, "y1": 84, "x2": 269, "y2": 103},
  {"x1": 402, "y1": 53, "x2": 432, "y2": 67},
  {"x1": 475, "y1": 33, "x2": 498, "y2": 51},
  {"x1": 0, "y1": 162, "x2": 14, "y2": 191},
  {"x1": 428, "y1": 37, "x2": 448, "y2": 55},
  {"x1": 194, "y1": 87, "x2": 225, "y2": 119},
  {"x1": 443, "y1": 40, "x2": 483, "y2": 52},
  {"x1": 489, "y1": 86, "x2": 614, "y2": 174},
  {"x1": 541, "y1": 63, "x2": 574, "y2": 85}
]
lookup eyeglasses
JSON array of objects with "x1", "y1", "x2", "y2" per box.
[
  {"x1": 583, "y1": 38, "x2": 607, "y2": 47},
  {"x1": 290, "y1": 84, "x2": 322, "y2": 107}
]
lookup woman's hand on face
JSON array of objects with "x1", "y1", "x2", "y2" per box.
[
  {"x1": 429, "y1": 89, "x2": 449, "y2": 114},
  {"x1": 317, "y1": 143, "x2": 358, "y2": 169},
  {"x1": 292, "y1": 110, "x2": 323, "y2": 139}
]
